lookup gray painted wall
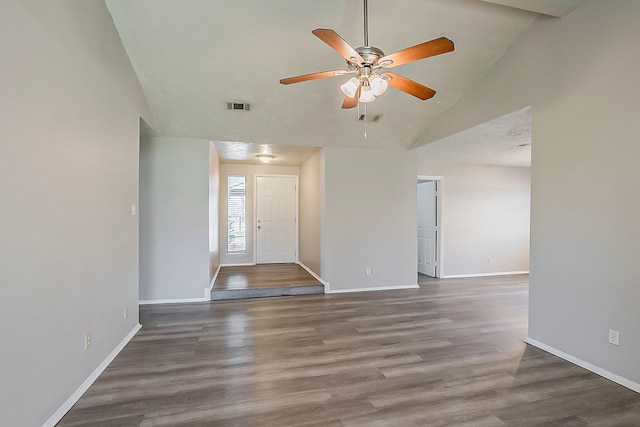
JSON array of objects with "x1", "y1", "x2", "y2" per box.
[
  {"x1": 209, "y1": 144, "x2": 221, "y2": 281},
  {"x1": 322, "y1": 147, "x2": 418, "y2": 291},
  {"x1": 139, "y1": 137, "x2": 212, "y2": 301},
  {"x1": 0, "y1": 1, "x2": 154, "y2": 425},
  {"x1": 417, "y1": 161, "x2": 530, "y2": 277},
  {"x1": 299, "y1": 151, "x2": 323, "y2": 276},
  {"x1": 420, "y1": 0, "x2": 640, "y2": 386}
]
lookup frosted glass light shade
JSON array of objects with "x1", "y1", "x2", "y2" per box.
[
  {"x1": 340, "y1": 77, "x2": 360, "y2": 98},
  {"x1": 359, "y1": 84, "x2": 375, "y2": 103},
  {"x1": 370, "y1": 75, "x2": 388, "y2": 96}
]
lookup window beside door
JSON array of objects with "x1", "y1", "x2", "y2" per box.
[{"x1": 227, "y1": 175, "x2": 246, "y2": 253}]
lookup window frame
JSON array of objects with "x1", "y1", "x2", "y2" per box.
[{"x1": 226, "y1": 175, "x2": 247, "y2": 254}]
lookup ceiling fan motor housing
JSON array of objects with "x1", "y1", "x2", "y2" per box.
[{"x1": 353, "y1": 46, "x2": 385, "y2": 66}]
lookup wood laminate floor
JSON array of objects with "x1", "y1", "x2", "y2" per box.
[
  {"x1": 57, "y1": 274, "x2": 640, "y2": 426},
  {"x1": 212, "y1": 264, "x2": 324, "y2": 300},
  {"x1": 214, "y1": 264, "x2": 321, "y2": 290}
]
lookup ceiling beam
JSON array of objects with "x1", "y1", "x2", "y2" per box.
[{"x1": 480, "y1": 0, "x2": 579, "y2": 17}]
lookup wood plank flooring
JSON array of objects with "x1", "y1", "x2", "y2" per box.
[
  {"x1": 57, "y1": 274, "x2": 640, "y2": 426},
  {"x1": 212, "y1": 264, "x2": 324, "y2": 300}
]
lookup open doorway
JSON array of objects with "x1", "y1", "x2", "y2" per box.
[{"x1": 417, "y1": 176, "x2": 442, "y2": 278}]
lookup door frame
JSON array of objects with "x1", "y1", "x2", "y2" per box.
[
  {"x1": 418, "y1": 175, "x2": 444, "y2": 278},
  {"x1": 253, "y1": 174, "x2": 299, "y2": 264}
]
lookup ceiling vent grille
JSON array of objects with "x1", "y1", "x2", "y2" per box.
[
  {"x1": 227, "y1": 102, "x2": 251, "y2": 111},
  {"x1": 358, "y1": 114, "x2": 382, "y2": 122}
]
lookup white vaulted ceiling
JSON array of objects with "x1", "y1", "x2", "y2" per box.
[
  {"x1": 105, "y1": 0, "x2": 576, "y2": 164},
  {"x1": 413, "y1": 106, "x2": 531, "y2": 167}
]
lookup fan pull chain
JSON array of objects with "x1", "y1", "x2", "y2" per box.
[
  {"x1": 356, "y1": 93, "x2": 366, "y2": 140},
  {"x1": 364, "y1": 101, "x2": 367, "y2": 139}
]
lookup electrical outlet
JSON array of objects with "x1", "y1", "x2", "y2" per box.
[
  {"x1": 608, "y1": 329, "x2": 620, "y2": 346},
  {"x1": 365, "y1": 267, "x2": 372, "y2": 276},
  {"x1": 84, "y1": 333, "x2": 92, "y2": 350}
]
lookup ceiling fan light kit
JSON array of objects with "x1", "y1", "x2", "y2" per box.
[
  {"x1": 340, "y1": 77, "x2": 360, "y2": 98},
  {"x1": 370, "y1": 75, "x2": 388, "y2": 96},
  {"x1": 279, "y1": 0, "x2": 454, "y2": 109}
]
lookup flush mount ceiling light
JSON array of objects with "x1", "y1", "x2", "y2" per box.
[
  {"x1": 279, "y1": 0, "x2": 454, "y2": 108},
  {"x1": 256, "y1": 154, "x2": 275, "y2": 164}
]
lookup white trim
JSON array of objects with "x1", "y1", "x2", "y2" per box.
[
  {"x1": 441, "y1": 271, "x2": 529, "y2": 279},
  {"x1": 139, "y1": 297, "x2": 208, "y2": 305},
  {"x1": 220, "y1": 262, "x2": 255, "y2": 267},
  {"x1": 224, "y1": 252, "x2": 249, "y2": 258},
  {"x1": 417, "y1": 175, "x2": 444, "y2": 181},
  {"x1": 297, "y1": 262, "x2": 329, "y2": 291},
  {"x1": 326, "y1": 284, "x2": 419, "y2": 294},
  {"x1": 43, "y1": 324, "x2": 142, "y2": 427},
  {"x1": 205, "y1": 264, "x2": 222, "y2": 300},
  {"x1": 524, "y1": 337, "x2": 640, "y2": 394}
]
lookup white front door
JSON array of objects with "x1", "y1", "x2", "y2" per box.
[
  {"x1": 418, "y1": 181, "x2": 438, "y2": 276},
  {"x1": 256, "y1": 176, "x2": 297, "y2": 264}
]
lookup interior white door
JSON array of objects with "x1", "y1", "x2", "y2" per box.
[
  {"x1": 417, "y1": 181, "x2": 438, "y2": 276},
  {"x1": 256, "y1": 176, "x2": 297, "y2": 264}
]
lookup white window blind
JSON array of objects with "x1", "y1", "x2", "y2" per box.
[{"x1": 227, "y1": 176, "x2": 246, "y2": 253}]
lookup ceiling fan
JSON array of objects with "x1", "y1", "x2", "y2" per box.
[{"x1": 279, "y1": 0, "x2": 454, "y2": 109}]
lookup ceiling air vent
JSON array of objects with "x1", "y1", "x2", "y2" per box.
[
  {"x1": 226, "y1": 102, "x2": 251, "y2": 111},
  {"x1": 358, "y1": 114, "x2": 382, "y2": 122}
]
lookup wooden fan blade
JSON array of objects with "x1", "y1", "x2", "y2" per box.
[
  {"x1": 379, "y1": 37, "x2": 454, "y2": 69},
  {"x1": 312, "y1": 29, "x2": 364, "y2": 64},
  {"x1": 280, "y1": 70, "x2": 344, "y2": 85},
  {"x1": 341, "y1": 85, "x2": 361, "y2": 109},
  {"x1": 384, "y1": 72, "x2": 436, "y2": 100}
]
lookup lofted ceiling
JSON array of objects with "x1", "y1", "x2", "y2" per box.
[
  {"x1": 413, "y1": 106, "x2": 531, "y2": 167},
  {"x1": 106, "y1": 0, "x2": 577, "y2": 165}
]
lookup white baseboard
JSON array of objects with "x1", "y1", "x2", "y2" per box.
[
  {"x1": 220, "y1": 262, "x2": 255, "y2": 267},
  {"x1": 326, "y1": 284, "x2": 419, "y2": 294},
  {"x1": 206, "y1": 265, "x2": 222, "y2": 300},
  {"x1": 441, "y1": 271, "x2": 529, "y2": 279},
  {"x1": 139, "y1": 297, "x2": 208, "y2": 305},
  {"x1": 297, "y1": 262, "x2": 329, "y2": 291},
  {"x1": 524, "y1": 337, "x2": 640, "y2": 394},
  {"x1": 43, "y1": 324, "x2": 142, "y2": 427}
]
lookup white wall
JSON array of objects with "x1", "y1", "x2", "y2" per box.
[
  {"x1": 322, "y1": 147, "x2": 418, "y2": 291},
  {"x1": 299, "y1": 151, "x2": 323, "y2": 276},
  {"x1": 419, "y1": 0, "x2": 640, "y2": 387},
  {"x1": 417, "y1": 160, "x2": 530, "y2": 277},
  {"x1": 139, "y1": 137, "x2": 212, "y2": 302},
  {"x1": 219, "y1": 163, "x2": 300, "y2": 265},
  {"x1": 0, "y1": 1, "x2": 154, "y2": 425}
]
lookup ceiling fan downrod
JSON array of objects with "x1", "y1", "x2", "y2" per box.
[{"x1": 363, "y1": 0, "x2": 369, "y2": 47}]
